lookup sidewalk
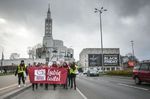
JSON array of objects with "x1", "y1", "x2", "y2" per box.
[
  {"x1": 0, "y1": 77, "x2": 31, "y2": 99},
  {"x1": 10, "y1": 85, "x2": 84, "y2": 99}
]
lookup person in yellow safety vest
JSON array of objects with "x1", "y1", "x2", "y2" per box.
[
  {"x1": 15, "y1": 60, "x2": 27, "y2": 87},
  {"x1": 70, "y1": 62, "x2": 78, "y2": 90}
]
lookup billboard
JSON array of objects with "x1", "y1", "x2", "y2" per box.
[
  {"x1": 103, "y1": 54, "x2": 119, "y2": 66},
  {"x1": 88, "y1": 54, "x2": 102, "y2": 66},
  {"x1": 88, "y1": 54, "x2": 120, "y2": 66}
]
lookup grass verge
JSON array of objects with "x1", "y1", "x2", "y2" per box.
[{"x1": 105, "y1": 69, "x2": 133, "y2": 77}]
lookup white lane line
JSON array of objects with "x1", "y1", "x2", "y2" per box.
[
  {"x1": 118, "y1": 83, "x2": 149, "y2": 91},
  {"x1": 77, "y1": 87, "x2": 88, "y2": 99},
  {"x1": 0, "y1": 84, "x2": 17, "y2": 91}
]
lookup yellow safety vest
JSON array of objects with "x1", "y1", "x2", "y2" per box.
[
  {"x1": 70, "y1": 66, "x2": 78, "y2": 74},
  {"x1": 18, "y1": 65, "x2": 26, "y2": 73}
]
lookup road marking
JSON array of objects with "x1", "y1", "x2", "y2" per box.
[
  {"x1": 77, "y1": 87, "x2": 88, "y2": 99},
  {"x1": 118, "y1": 83, "x2": 149, "y2": 91},
  {"x1": 0, "y1": 84, "x2": 17, "y2": 91}
]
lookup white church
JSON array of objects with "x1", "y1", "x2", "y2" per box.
[
  {"x1": 35, "y1": 4, "x2": 74, "y2": 62},
  {"x1": 1, "y1": 4, "x2": 74, "y2": 66}
]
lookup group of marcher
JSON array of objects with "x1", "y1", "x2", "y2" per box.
[{"x1": 15, "y1": 60, "x2": 78, "y2": 91}]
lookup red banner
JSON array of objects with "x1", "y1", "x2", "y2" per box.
[{"x1": 28, "y1": 67, "x2": 67, "y2": 84}]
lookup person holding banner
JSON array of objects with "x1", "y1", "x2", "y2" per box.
[
  {"x1": 70, "y1": 62, "x2": 77, "y2": 90},
  {"x1": 51, "y1": 61, "x2": 58, "y2": 90},
  {"x1": 68, "y1": 62, "x2": 71, "y2": 87},
  {"x1": 44, "y1": 62, "x2": 49, "y2": 90},
  {"x1": 15, "y1": 60, "x2": 27, "y2": 87},
  {"x1": 31, "y1": 62, "x2": 38, "y2": 91},
  {"x1": 62, "y1": 62, "x2": 69, "y2": 89}
]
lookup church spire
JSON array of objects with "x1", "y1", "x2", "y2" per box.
[
  {"x1": 47, "y1": 3, "x2": 51, "y2": 18},
  {"x1": 48, "y1": 3, "x2": 50, "y2": 12},
  {"x1": 44, "y1": 3, "x2": 53, "y2": 37}
]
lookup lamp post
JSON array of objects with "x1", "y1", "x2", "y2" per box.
[
  {"x1": 131, "y1": 40, "x2": 135, "y2": 60},
  {"x1": 0, "y1": 46, "x2": 4, "y2": 72},
  {"x1": 95, "y1": 6, "x2": 107, "y2": 73}
]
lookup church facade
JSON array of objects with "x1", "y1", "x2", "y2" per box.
[{"x1": 36, "y1": 5, "x2": 74, "y2": 62}]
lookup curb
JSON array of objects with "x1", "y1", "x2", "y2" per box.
[{"x1": 1, "y1": 84, "x2": 31, "y2": 99}]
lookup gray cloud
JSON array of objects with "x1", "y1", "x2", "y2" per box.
[
  {"x1": 109, "y1": 0, "x2": 150, "y2": 17},
  {"x1": 0, "y1": 0, "x2": 150, "y2": 60}
]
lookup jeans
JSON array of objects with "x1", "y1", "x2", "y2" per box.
[
  {"x1": 18, "y1": 73, "x2": 25, "y2": 85},
  {"x1": 70, "y1": 74, "x2": 76, "y2": 89}
]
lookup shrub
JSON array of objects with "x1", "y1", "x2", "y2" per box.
[{"x1": 106, "y1": 69, "x2": 133, "y2": 77}]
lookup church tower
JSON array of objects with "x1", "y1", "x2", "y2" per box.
[{"x1": 43, "y1": 4, "x2": 53, "y2": 47}]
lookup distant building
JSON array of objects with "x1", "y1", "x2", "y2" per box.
[
  {"x1": 79, "y1": 48, "x2": 122, "y2": 71},
  {"x1": 36, "y1": 4, "x2": 74, "y2": 62},
  {"x1": 1, "y1": 58, "x2": 45, "y2": 66},
  {"x1": 121, "y1": 54, "x2": 139, "y2": 69},
  {"x1": 0, "y1": 58, "x2": 45, "y2": 73}
]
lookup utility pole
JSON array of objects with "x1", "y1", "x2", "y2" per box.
[{"x1": 95, "y1": 6, "x2": 107, "y2": 73}]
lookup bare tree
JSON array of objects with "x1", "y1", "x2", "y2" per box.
[
  {"x1": 27, "y1": 43, "x2": 42, "y2": 59},
  {"x1": 10, "y1": 53, "x2": 20, "y2": 60}
]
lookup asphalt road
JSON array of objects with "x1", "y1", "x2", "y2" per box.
[
  {"x1": 77, "y1": 75, "x2": 150, "y2": 99},
  {"x1": 11, "y1": 85, "x2": 84, "y2": 99},
  {"x1": 1, "y1": 75, "x2": 150, "y2": 99}
]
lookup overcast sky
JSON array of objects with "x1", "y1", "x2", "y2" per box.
[{"x1": 0, "y1": 0, "x2": 150, "y2": 61}]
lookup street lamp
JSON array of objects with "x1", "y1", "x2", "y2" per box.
[
  {"x1": 95, "y1": 6, "x2": 107, "y2": 73},
  {"x1": 0, "y1": 46, "x2": 4, "y2": 72},
  {"x1": 131, "y1": 40, "x2": 135, "y2": 60}
]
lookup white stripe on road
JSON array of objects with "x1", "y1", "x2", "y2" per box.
[
  {"x1": 0, "y1": 84, "x2": 17, "y2": 91},
  {"x1": 77, "y1": 87, "x2": 88, "y2": 99},
  {"x1": 118, "y1": 83, "x2": 149, "y2": 91}
]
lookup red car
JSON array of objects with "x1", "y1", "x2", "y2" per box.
[{"x1": 133, "y1": 62, "x2": 150, "y2": 84}]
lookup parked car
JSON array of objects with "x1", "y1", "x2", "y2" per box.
[
  {"x1": 83, "y1": 70, "x2": 87, "y2": 75},
  {"x1": 133, "y1": 62, "x2": 150, "y2": 84},
  {"x1": 87, "y1": 68, "x2": 99, "y2": 77},
  {"x1": 83, "y1": 68, "x2": 88, "y2": 75}
]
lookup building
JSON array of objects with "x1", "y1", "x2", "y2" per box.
[
  {"x1": 0, "y1": 58, "x2": 46, "y2": 73},
  {"x1": 35, "y1": 4, "x2": 74, "y2": 62},
  {"x1": 79, "y1": 48, "x2": 122, "y2": 71}
]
